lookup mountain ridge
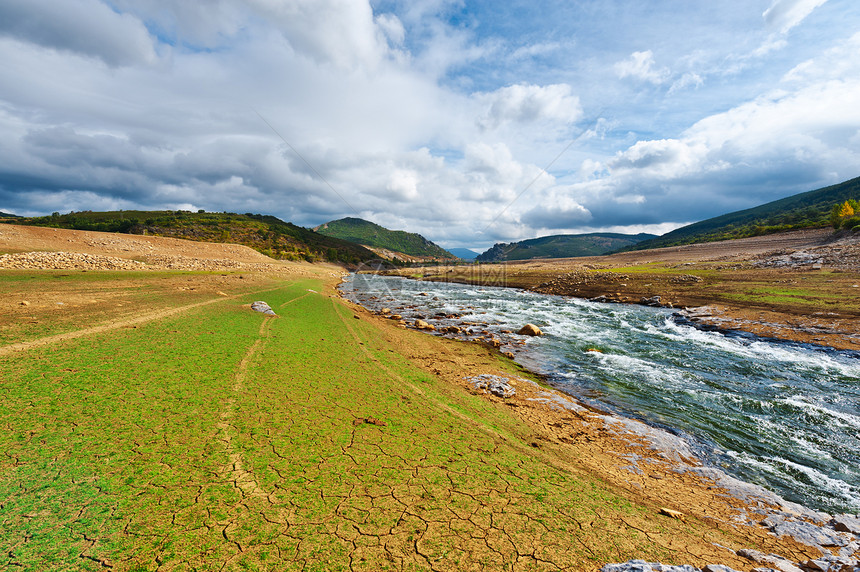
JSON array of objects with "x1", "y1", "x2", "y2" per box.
[
  {"x1": 476, "y1": 232, "x2": 657, "y2": 262},
  {"x1": 628, "y1": 176, "x2": 860, "y2": 251},
  {"x1": 314, "y1": 217, "x2": 455, "y2": 260}
]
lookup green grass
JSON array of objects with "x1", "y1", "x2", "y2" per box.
[{"x1": 1, "y1": 275, "x2": 715, "y2": 570}]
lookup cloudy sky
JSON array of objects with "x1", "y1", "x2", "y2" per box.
[{"x1": 1, "y1": 0, "x2": 859, "y2": 249}]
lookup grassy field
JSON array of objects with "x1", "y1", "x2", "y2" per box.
[{"x1": 1, "y1": 270, "x2": 800, "y2": 570}]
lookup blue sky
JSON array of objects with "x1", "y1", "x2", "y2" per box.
[{"x1": 1, "y1": 0, "x2": 859, "y2": 249}]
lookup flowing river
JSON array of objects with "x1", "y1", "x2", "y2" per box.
[{"x1": 341, "y1": 274, "x2": 860, "y2": 515}]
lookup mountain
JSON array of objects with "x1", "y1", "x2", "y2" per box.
[
  {"x1": 476, "y1": 233, "x2": 657, "y2": 262},
  {"x1": 629, "y1": 176, "x2": 860, "y2": 251},
  {"x1": 448, "y1": 248, "x2": 479, "y2": 260},
  {"x1": 3, "y1": 210, "x2": 378, "y2": 264},
  {"x1": 313, "y1": 217, "x2": 455, "y2": 260}
]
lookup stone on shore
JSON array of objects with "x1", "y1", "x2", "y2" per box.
[{"x1": 518, "y1": 323, "x2": 543, "y2": 336}]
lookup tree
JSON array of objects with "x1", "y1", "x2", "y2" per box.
[{"x1": 832, "y1": 200, "x2": 859, "y2": 228}]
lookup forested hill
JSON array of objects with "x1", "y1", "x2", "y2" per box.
[
  {"x1": 3, "y1": 210, "x2": 378, "y2": 264},
  {"x1": 628, "y1": 176, "x2": 860, "y2": 251},
  {"x1": 314, "y1": 217, "x2": 455, "y2": 259},
  {"x1": 477, "y1": 233, "x2": 656, "y2": 262}
]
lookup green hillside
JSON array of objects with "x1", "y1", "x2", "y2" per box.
[
  {"x1": 314, "y1": 217, "x2": 455, "y2": 259},
  {"x1": 3, "y1": 210, "x2": 378, "y2": 264},
  {"x1": 477, "y1": 232, "x2": 657, "y2": 262},
  {"x1": 629, "y1": 176, "x2": 860, "y2": 251}
]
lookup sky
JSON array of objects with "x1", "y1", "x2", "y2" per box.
[{"x1": 1, "y1": 0, "x2": 859, "y2": 250}]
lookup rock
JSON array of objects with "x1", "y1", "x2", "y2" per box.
[
  {"x1": 389, "y1": 314, "x2": 402, "y2": 320},
  {"x1": 466, "y1": 374, "x2": 516, "y2": 398},
  {"x1": 20, "y1": 300, "x2": 30, "y2": 306},
  {"x1": 640, "y1": 296, "x2": 663, "y2": 307},
  {"x1": 601, "y1": 561, "x2": 701, "y2": 572},
  {"x1": 380, "y1": 308, "x2": 391, "y2": 315},
  {"x1": 832, "y1": 514, "x2": 860, "y2": 535},
  {"x1": 353, "y1": 417, "x2": 386, "y2": 427},
  {"x1": 414, "y1": 319, "x2": 435, "y2": 330},
  {"x1": 502, "y1": 351, "x2": 515, "y2": 359},
  {"x1": 216, "y1": 291, "x2": 228, "y2": 296},
  {"x1": 769, "y1": 520, "x2": 850, "y2": 547},
  {"x1": 737, "y1": 549, "x2": 804, "y2": 572},
  {"x1": 518, "y1": 323, "x2": 543, "y2": 336},
  {"x1": 659, "y1": 507, "x2": 684, "y2": 519},
  {"x1": 703, "y1": 566, "x2": 743, "y2": 572},
  {"x1": 250, "y1": 301, "x2": 276, "y2": 316},
  {"x1": 486, "y1": 339, "x2": 501, "y2": 348},
  {"x1": 443, "y1": 325, "x2": 462, "y2": 333},
  {"x1": 670, "y1": 274, "x2": 703, "y2": 283}
]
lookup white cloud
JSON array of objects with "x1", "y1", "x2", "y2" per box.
[
  {"x1": 608, "y1": 139, "x2": 704, "y2": 179},
  {"x1": 668, "y1": 72, "x2": 704, "y2": 94},
  {"x1": 476, "y1": 83, "x2": 582, "y2": 130},
  {"x1": 385, "y1": 170, "x2": 419, "y2": 200},
  {"x1": 1, "y1": 0, "x2": 859, "y2": 247},
  {"x1": 763, "y1": 0, "x2": 829, "y2": 34},
  {"x1": 0, "y1": 0, "x2": 156, "y2": 66},
  {"x1": 246, "y1": 0, "x2": 392, "y2": 69},
  {"x1": 614, "y1": 50, "x2": 669, "y2": 85}
]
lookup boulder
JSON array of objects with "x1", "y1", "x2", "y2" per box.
[
  {"x1": 250, "y1": 301, "x2": 276, "y2": 316},
  {"x1": 518, "y1": 323, "x2": 543, "y2": 336},
  {"x1": 832, "y1": 514, "x2": 860, "y2": 535},
  {"x1": 414, "y1": 319, "x2": 435, "y2": 330}
]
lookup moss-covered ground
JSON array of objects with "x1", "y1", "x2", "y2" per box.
[{"x1": 0, "y1": 271, "x2": 777, "y2": 570}]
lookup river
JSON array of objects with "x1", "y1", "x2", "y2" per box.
[{"x1": 341, "y1": 273, "x2": 860, "y2": 516}]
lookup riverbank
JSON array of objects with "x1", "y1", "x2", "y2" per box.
[
  {"x1": 1, "y1": 226, "x2": 856, "y2": 570},
  {"x1": 379, "y1": 228, "x2": 860, "y2": 351},
  {"x1": 340, "y1": 275, "x2": 859, "y2": 571}
]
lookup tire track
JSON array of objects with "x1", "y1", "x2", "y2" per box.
[
  {"x1": 0, "y1": 284, "x2": 288, "y2": 357},
  {"x1": 217, "y1": 316, "x2": 272, "y2": 498}
]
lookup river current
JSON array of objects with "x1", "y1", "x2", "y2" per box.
[{"x1": 341, "y1": 274, "x2": 860, "y2": 515}]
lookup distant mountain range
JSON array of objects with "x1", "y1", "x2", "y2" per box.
[
  {"x1": 313, "y1": 217, "x2": 455, "y2": 260},
  {"x1": 447, "y1": 248, "x2": 479, "y2": 260},
  {"x1": 476, "y1": 233, "x2": 657, "y2": 262},
  {"x1": 5, "y1": 176, "x2": 858, "y2": 266},
  {"x1": 628, "y1": 176, "x2": 860, "y2": 251}
]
